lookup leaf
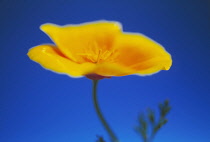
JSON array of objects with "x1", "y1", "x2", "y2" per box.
[
  {"x1": 135, "y1": 100, "x2": 171, "y2": 142},
  {"x1": 147, "y1": 108, "x2": 155, "y2": 124}
]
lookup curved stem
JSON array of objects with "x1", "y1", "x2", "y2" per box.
[{"x1": 92, "y1": 80, "x2": 119, "y2": 142}]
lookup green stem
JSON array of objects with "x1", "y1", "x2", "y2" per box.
[{"x1": 92, "y1": 80, "x2": 119, "y2": 142}]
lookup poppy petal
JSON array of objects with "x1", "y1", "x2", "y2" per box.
[
  {"x1": 27, "y1": 44, "x2": 96, "y2": 77},
  {"x1": 111, "y1": 33, "x2": 172, "y2": 75},
  {"x1": 93, "y1": 63, "x2": 136, "y2": 76},
  {"x1": 40, "y1": 21, "x2": 122, "y2": 63}
]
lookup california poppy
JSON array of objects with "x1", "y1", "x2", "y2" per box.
[
  {"x1": 27, "y1": 21, "x2": 172, "y2": 142},
  {"x1": 27, "y1": 21, "x2": 172, "y2": 80}
]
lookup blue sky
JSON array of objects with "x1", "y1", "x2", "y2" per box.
[{"x1": 1, "y1": 0, "x2": 210, "y2": 142}]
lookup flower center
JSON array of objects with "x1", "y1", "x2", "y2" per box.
[{"x1": 77, "y1": 41, "x2": 115, "y2": 64}]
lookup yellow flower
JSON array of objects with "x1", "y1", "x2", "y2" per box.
[{"x1": 27, "y1": 20, "x2": 172, "y2": 79}]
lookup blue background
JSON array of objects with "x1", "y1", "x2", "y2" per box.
[{"x1": 1, "y1": 0, "x2": 210, "y2": 142}]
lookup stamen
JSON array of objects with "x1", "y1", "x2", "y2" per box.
[{"x1": 96, "y1": 49, "x2": 102, "y2": 63}]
